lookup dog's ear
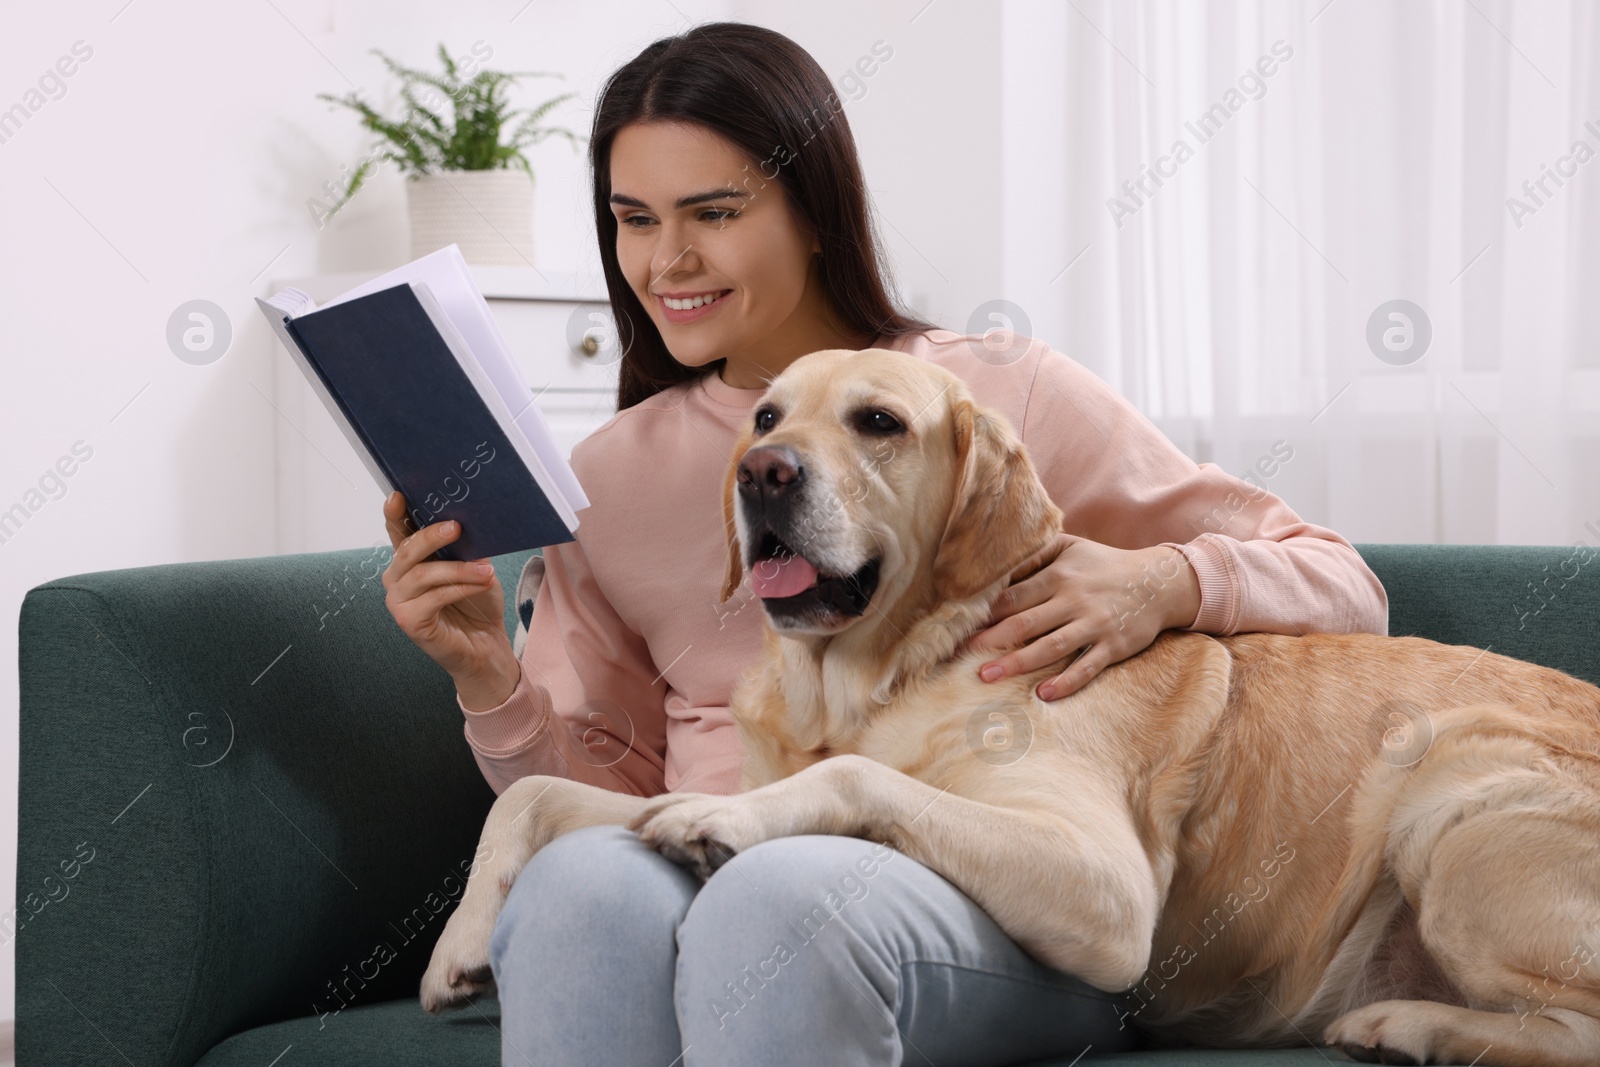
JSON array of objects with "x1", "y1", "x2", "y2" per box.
[
  {"x1": 719, "y1": 429, "x2": 751, "y2": 604},
  {"x1": 932, "y1": 397, "x2": 1063, "y2": 602}
]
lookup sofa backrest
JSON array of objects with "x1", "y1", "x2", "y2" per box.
[{"x1": 1356, "y1": 543, "x2": 1599, "y2": 686}]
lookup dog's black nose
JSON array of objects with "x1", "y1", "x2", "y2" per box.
[{"x1": 737, "y1": 445, "x2": 804, "y2": 501}]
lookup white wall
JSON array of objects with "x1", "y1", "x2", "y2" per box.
[{"x1": 0, "y1": 0, "x2": 1001, "y2": 1024}]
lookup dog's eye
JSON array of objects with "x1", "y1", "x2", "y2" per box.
[
  {"x1": 754, "y1": 407, "x2": 777, "y2": 433},
  {"x1": 856, "y1": 409, "x2": 903, "y2": 435}
]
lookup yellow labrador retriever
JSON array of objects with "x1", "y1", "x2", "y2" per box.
[{"x1": 422, "y1": 348, "x2": 1600, "y2": 1065}]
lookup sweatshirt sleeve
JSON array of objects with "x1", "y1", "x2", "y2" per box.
[
  {"x1": 457, "y1": 535, "x2": 670, "y2": 798},
  {"x1": 1019, "y1": 343, "x2": 1388, "y2": 637}
]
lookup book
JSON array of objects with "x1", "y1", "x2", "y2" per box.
[{"x1": 256, "y1": 244, "x2": 589, "y2": 562}]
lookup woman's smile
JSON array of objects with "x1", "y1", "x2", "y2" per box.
[{"x1": 657, "y1": 287, "x2": 734, "y2": 323}]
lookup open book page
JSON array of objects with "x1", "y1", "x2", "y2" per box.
[
  {"x1": 316, "y1": 245, "x2": 590, "y2": 511},
  {"x1": 264, "y1": 287, "x2": 315, "y2": 318}
]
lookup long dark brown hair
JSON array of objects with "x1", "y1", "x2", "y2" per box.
[{"x1": 589, "y1": 21, "x2": 940, "y2": 411}]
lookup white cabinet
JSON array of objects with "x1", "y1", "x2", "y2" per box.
[{"x1": 264, "y1": 266, "x2": 620, "y2": 555}]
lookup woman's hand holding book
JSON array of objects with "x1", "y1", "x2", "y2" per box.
[{"x1": 381, "y1": 490, "x2": 523, "y2": 710}]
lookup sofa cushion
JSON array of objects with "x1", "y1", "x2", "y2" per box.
[
  {"x1": 188, "y1": 993, "x2": 1341, "y2": 1066},
  {"x1": 193, "y1": 995, "x2": 502, "y2": 1066}
]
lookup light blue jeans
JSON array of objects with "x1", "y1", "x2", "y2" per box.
[{"x1": 487, "y1": 823, "x2": 1143, "y2": 1066}]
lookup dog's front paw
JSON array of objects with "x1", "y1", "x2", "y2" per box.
[
  {"x1": 419, "y1": 896, "x2": 500, "y2": 1014},
  {"x1": 1324, "y1": 999, "x2": 1445, "y2": 1064},
  {"x1": 626, "y1": 793, "x2": 767, "y2": 880}
]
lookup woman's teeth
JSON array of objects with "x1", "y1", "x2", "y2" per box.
[{"x1": 663, "y1": 290, "x2": 728, "y2": 310}]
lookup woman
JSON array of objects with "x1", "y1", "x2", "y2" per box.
[{"x1": 380, "y1": 21, "x2": 1388, "y2": 1066}]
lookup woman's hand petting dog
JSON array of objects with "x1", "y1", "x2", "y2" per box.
[{"x1": 962, "y1": 532, "x2": 1202, "y2": 701}]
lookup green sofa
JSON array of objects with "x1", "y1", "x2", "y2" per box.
[{"x1": 15, "y1": 543, "x2": 1600, "y2": 1066}]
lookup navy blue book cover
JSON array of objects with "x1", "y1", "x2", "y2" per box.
[{"x1": 283, "y1": 283, "x2": 575, "y2": 561}]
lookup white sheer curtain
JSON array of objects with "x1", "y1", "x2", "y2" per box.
[{"x1": 1000, "y1": 0, "x2": 1600, "y2": 546}]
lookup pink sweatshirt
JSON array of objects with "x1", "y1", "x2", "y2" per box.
[{"x1": 459, "y1": 329, "x2": 1389, "y2": 798}]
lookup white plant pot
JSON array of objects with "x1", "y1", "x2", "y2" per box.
[{"x1": 406, "y1": 170, "x2": 535, "y2": 267}]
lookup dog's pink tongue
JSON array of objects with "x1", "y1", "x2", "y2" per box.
[{"x1": 749, "y1": 553, "x2": 819, "y2": 598}]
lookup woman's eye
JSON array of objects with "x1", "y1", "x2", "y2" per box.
[
  {"x1": 859, "y1": 410, "x2": 903, "y2": 434},
  {"x1": 702, "y1": 209, "x2": 738, "y2": 223},
  {"x1": 619, "y1": 209, "x2": 738, "y2": 229}
]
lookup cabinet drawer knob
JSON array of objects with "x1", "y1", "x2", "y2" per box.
[{"x1": 567, "y1": 305, "x2": 623, "y2": 365}]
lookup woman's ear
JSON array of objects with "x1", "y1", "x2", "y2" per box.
[
  {"x1": 720, "y1": 431, "x2": 750, "y2": 603},
  {"x1": 931, "y1": 398, "x2": 1063, "y2": 602}
]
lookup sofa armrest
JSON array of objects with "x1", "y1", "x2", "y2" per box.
[{"x1": 15, "y1": 546, "x2": 536, "y2": 1067}]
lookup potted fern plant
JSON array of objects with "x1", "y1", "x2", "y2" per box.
[{"x1": 318, "y1": 44, "x2": 583, "y2": 266}]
